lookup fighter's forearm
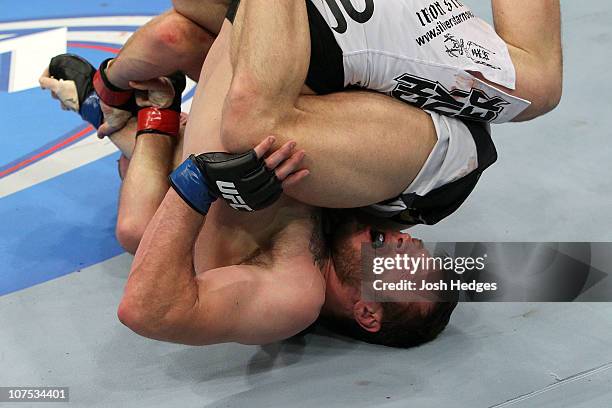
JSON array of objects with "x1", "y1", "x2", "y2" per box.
[
  {"x1": 107, "y1": 118, "x2": 138, "y2": 159},
  {"x1": 491, "y1": 0, "x2": 562, "y2": 120},
  {"x1": 491, "y1": 0, "x2": 561, "y2": 57},
  {"x1": 120, "y1": 190, "x2": 204, "y2": 334}
]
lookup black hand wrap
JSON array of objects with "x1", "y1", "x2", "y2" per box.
[
  {"x1": 48, "y1": 54, "x2": 96, "y2": 109},
  {"x1": 49, "y1": 54, "x2": 139, "y2": 129},
  {"x1": 196, "y1": 150, "x2": 283, "y2": 212}
]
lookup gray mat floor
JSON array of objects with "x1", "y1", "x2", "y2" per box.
[
  {"x1": 1, "y1": 255, "x2": 611, "y2": 407},
  {"x1": 2, "y1": 1, "x2": 612, "y2": 407}
]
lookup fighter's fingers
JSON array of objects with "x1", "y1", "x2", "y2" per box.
[
  {"x1": 135, "y1": 91, "x2": 154, "y2": 108},
  {"x1": 129, "y1": 78, "x2": 171, "y2": 92},
  {"x1": 39, "y1": 76, "x2": 59, "y2": 92},
  {"x1": 180, "y1": 112, "x2": 189, "y2": 127},
  {"x1": 282, "y1": 169, "x2": 310, "y2": 189},
  {"x1": 39, "y1": 68, "x2": 51, "y2": 84},
  {"x1": 274, "y1": 150, "x2": 306, "y2": 181},
  {"x1": 253, "y1": 136, "x2": 276, "y2": 159},
  {"x1": 264, "y1": 140, "x2": 297, "y2": 169},
  {"x1": 97, "y1": 123, "x2": 114, "y2": 139}
]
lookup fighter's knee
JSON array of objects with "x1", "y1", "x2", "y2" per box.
[
  {"x1": 221, "y1": 75, "x2": 278, "y2": 152},
  {"x1": 221, "y1": 86, "x2": 256, "y2": 152},
  {"x1": 150, "y1": 10, "x2": 198, "y2": 53},
  {"x1": 115, "y1": 217, "x2": 146, "y2": 255}
]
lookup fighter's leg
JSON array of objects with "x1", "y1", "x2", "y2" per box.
[
  {"x1": 105, "y1": 9, "x2": 215, "y2": 89},
  {"x1": 172, "y1": 0, "x2": 232, "y2": 36},
  {"x1": 218, "y1": 1, "x2": 436, "y2": 206},
  {"x1": 181, "y1": 19, "x2": 234, "y2": 157},
  {"x1": 221, "y1": 0, "x2": 312, "y2": 147},
  {"x1": 491, "y1": 0, "x2": 563, "y2": 121},
  {"x1": 184, "y1": 21, "x2": 437, "y2": 209}
]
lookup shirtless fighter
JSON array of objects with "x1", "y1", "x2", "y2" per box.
[{"x1": 124, "y1": 0, "x2": 560, "y2": 347}]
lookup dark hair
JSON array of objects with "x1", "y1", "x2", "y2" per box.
[
  {"x1": 318, "y1": 209, "x2": 458, "y2": 348},
  {"x1": 319, "y1": 300, "x2": 457, "y2": 348}
]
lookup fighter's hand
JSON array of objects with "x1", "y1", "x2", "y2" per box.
[
  {"x1": 97, "y1": 101, "x2": 133, "y2": 139},
  {"x1": 39, "y1": 68, "x2": 79, "y2": 112},
  {"x1": 254, "y1": 136, "x2": 309, "y2": 189},
  {"x1": 40, "y1": 65, "x2": 131, "y2": 138},
  {"x1": 129, "y1": 78, "x2": 175, "y2": 109}
]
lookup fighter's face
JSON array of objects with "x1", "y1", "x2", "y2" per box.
[
  {"x1": 345, "y1": 222, "x2": 425, "y2": 255},
  {"x1": 331, "y1": 222, "x2": 439, "y2": 316},
  {"x1": 339, "y1": 223, "x2": 440, "y2": 301}
]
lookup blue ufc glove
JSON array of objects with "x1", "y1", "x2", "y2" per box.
[{"x1": 169, "y1": 150, "x2": 283, "y2": 215}]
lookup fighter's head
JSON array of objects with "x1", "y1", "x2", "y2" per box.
[{"x1": 318, "y1": 210, "x2": 458, "y2": 348}]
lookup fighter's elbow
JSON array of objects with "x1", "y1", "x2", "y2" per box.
[
  {"x1": 537, "y1": 82, "x2": 563, "y2": 118},
  {"x1": 117, "y1": 296, "x2": 180, "y2": 341},
  {"x1": 537, "y1": 66, "x2": 563, "y2": 114},
  {"x1": 514, "y1": 71, "x2": 563, "y2": 122},
  {"x1": 117, "y1": 299, "x2": 155, "y2": 338},
  {"x1": 544, "y1": 79, "x2": 563, "y2": 113}
]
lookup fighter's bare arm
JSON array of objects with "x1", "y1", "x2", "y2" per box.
[
  {"x1": 118, "y1": 139, "x2": 323, "y2": 346},
  {"x1": 489, "y1": 0, "x2": 563, "y2": 121},
  {"x1": 115, "y1": 127, "x2": 176, "y2": 254}
]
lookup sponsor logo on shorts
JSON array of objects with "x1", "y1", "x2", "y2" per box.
[
  {"x1": 324, "y1": 0, "x2": 375, "y2": 34},
  {"x1": 391, "y1": 73, "x2": 510, "y2": 122},
  {"x1": 443, "y1": 34, "x2": 501, "y2": 70}
]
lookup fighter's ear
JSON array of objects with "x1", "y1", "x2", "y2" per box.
[{"x1": 353, "y1": 301, "x2": 383, "y2": 333}]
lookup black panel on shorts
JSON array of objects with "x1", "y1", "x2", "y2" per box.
[
  {"x1": 224, "y1": 0, "x2": 344, "y2": 95},
  {"x1": 304, "y1": 0, "x2": 344, "y2": 94},
  {"x1": 364, "y1": 121, "x2": 498, "y2": 226},
  {"x1": 226, "y1": 0, "x2": 240, "y2": 23}
]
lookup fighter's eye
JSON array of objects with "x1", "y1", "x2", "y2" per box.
[{"x1": 370, "y1": 229, "x2": 385, "y2": 249}]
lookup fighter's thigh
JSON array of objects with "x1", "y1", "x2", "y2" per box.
[
  {"x1": 172, "y1": 0, "x2": 230, "y2": 35},
  {"x1": 281, "y1": 91, "x2": 438, "y2": 208},
  {"x1": 180, "y1": 20, "x2": 233, "y2": 159}
]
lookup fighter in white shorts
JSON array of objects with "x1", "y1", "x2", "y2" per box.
[
  {"x1": 42, "y1": 0, "x2": 562, "y2": 229},
  {"x1": 217, "y1": 0, "x2": 560, "y2": 225}
]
